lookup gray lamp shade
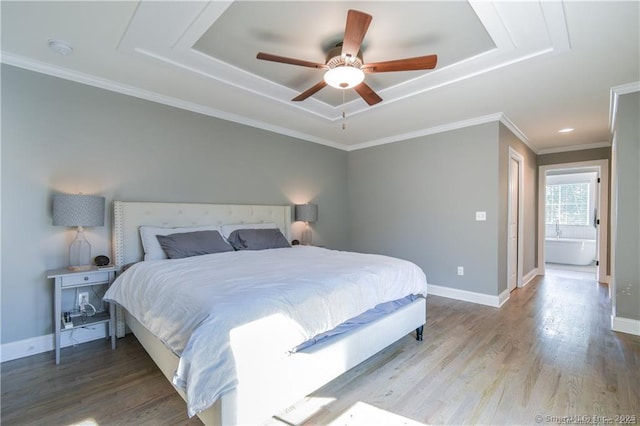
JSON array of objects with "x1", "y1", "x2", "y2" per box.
[
  {"x1": 52, "y1": 194, "x2": 105, "y2": 227},
  {"x1": 295, "y1": 204, "x2": 318, "y2": 223}
]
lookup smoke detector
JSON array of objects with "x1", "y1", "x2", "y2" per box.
[{"x1": 48, "y1": 39, "x2": 73, "y2": 55}]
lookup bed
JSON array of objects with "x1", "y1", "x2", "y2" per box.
[{"x1": 106, "y1": 201, "x2": 427, "y2": 425}]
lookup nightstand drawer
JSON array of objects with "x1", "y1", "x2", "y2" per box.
[{"x1": 61, "y1": 272, "x2": 110, "y2": 287}]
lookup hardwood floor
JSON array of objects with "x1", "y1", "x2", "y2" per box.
[
  {"x1": 2, "y1": 271, "x2": 638, "y2": 425},
  {"x1": 0, "y1": 333, "x2": 201, "y2": 425}
]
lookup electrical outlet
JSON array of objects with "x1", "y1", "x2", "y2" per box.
[
  {"x1": 457, "y1": 266, "x2": 464, "y2": 276},
  {"x1": 78, "y1": 292, "x2": 89, "y2": 312}
]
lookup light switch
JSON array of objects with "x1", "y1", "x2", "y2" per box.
[{"x1": 475, "y1": 211, "x2": 487, "y2": 221}]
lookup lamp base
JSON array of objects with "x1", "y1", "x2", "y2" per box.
[
  {"x1": 68, "y1": 226, "x2": 92, "y2": 271},
  {"x1": 301, "y1": 225, "x2": 313, "y2": 246}
]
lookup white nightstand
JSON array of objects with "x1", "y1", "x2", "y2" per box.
[{"x1": 46, "y1": 266, "x2": 117, "y2": 364}]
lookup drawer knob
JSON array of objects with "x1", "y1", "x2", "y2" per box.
[{"x1": 84, "y1": 276, "x2": 89, "y2": 281}]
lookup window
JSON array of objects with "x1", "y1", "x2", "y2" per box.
[{"x1": 545, "y1": 182, "x2": 590, "y2": 225}]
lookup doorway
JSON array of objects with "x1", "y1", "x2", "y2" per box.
[{"x1": 538, "y1": 160, "x2": 609, "y2": 284}]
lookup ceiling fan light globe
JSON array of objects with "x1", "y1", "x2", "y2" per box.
[{"x1": 323, "y1": 66, "x2": 365, "y2": 89}]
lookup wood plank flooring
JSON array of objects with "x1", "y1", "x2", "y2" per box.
[
  {"x1": 0, "y1": 331, "x2": 201, "y2": 425},
  {"x1": 2, "y1": 271, "x2": 639, "y2": 425}
]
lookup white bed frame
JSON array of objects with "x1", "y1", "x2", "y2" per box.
[{"x1": 112, "y1": 201, "x2": 426, "y2": 425}]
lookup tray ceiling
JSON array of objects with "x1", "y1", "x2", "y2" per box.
[{"x1": 192, "y1": 1, "x2": 494, "y2": 106}]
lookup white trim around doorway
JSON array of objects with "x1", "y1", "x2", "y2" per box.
[
  {"x1": 508, "y1": 147, "x2": 525, "y2": 290},
  {"x1": 537, "y1": 160, "x2": 610, "y2": 285}
]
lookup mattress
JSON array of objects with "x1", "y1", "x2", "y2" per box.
[
  {"x1": 292, "y1": 294, "x2": 419, "y2": 352},
  {"x1": 104, "y1": 245, "x2": 427, "y2": 416}
]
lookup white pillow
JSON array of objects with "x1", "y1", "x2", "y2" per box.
[
  {"x1": 139, "y1": 225, "x2": 222, "y2": 261},
  {"x1": 220, "y1": 222, "x2": 279, "y2": 240}
]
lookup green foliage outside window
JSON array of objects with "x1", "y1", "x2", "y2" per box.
[{"x1": 545, "y1": 182, "x2": 590, "y2": 226}]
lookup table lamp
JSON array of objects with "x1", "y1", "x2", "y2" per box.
[
  {"x1": 295, "y1": 203, "x2": 318, "y2": 246},
  {"x1": 53, "y1": 194, "x2": 105, "y2": 271}
]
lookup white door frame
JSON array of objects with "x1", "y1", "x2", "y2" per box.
[
  {"x1": 537, "y1": 159, "x2": 609, "y2": 283},
  {"x1": 508, "y1": 148, "x2": 524, "y2": 289}
]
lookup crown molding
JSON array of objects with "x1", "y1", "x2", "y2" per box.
[
  {"x1": 347, "y1": 112, "x2": 536, "y2": 152},
  {"x1": 498, "y1": 113, "x2": 537, "y2": 154},
  {"x1": 3, "y1": 52, "x2": 542, "y2": 154},
  {"x1": 609, "y1": 81, "x2": 640, "y2": 133},
  {"x1": 1, "y1": 51, "x2": 345, "y2": 151},
  {"x1": 347, "y1": 113, "x2": 505, "y2": 152}
]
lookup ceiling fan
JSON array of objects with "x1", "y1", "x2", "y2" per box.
[{"x1": 256, "y1": 9, "x2": 438, "y2": 106}]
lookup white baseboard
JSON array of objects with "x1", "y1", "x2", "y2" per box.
[
  {"x1": 1, "y1": 323, "x2": 108, "y2": 363},
  {"x1": 611, "y1": 315, "x2": 640, "y2": 336},
  {"x1": 497, "y1": 289, "x2": 510, "y2": 307},
  {"x1": 427, "y1": 271, "x2": 540, "y2": 308},
  {"x1": 427, "y1": 284, "x2": 503, "y2": 308},
  {"x1": 521, "y1": 269, "x2": 539, "y2": 287}
]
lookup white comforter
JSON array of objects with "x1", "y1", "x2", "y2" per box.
[{"x1": 104, "y1": 246, "x2": 427, "y2": 417}]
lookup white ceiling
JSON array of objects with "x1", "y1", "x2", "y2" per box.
[{"x1": 1, "y1": 1, "x2": 639, "y2": 153}]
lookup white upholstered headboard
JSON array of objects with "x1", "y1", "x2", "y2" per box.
[{"x1": 112, "y1": 201, "x2": 292, "y2": 266}]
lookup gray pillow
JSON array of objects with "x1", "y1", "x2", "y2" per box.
[
  {"x1": 227, "y1": 228, "x2": 291, "y2": 251},
  {"x1": 156, "y1": 230, "x2": 233, "y2": 259}
]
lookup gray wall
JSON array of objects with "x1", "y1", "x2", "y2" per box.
[
  {"x1": 612, "y1": 92, "x2": 639, "y2": 321},
  {"x1": 1, "y1": 65, "x2": 349, "y2": 344},
  {"x1": 347, "y1": 123, "x2": 502, "y2": 296},
  {"x1": 537, "y1": 147, "x2": 610, "y2": 166},
  {"x1": 347, "y1": 122, "x2": 538, "y2": 298}
]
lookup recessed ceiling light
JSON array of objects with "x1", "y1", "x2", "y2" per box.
[
  {"x1": 558, "y1": 128, "x2": 574, "y2": 133},
  {"x1": 48, "y1": 39, "x2": 73, "y2": 55}
]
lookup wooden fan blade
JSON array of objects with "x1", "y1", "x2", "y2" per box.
[
  {"x1": 341, "y1": 10, "x2": 372, "y2": 59},
  {"x1": 292, "y1": 81, "x2": 328, "y2": 102},
  {"x1": 362, "y1": 55, "x2": 438, "y2": 73},
  {"x1": 353, "y1": 82, "x2": 382, "y2": 106},
  {"x1": 257, "y1": 52, "x2": 327, "y2": 69}
]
